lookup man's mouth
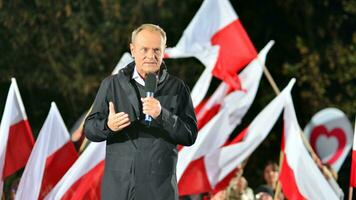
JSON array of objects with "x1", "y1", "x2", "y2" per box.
[{"x1": 144, "y1": 62, "x2": 157, "y2": 65}]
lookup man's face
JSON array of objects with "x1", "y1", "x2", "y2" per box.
[{"x1": 130, "y1": 29, "x2": 165, "y2": 79}]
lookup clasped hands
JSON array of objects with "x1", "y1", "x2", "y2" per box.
[{"x1": 107, "y1": 97, "x2": 161, "y2": 132}]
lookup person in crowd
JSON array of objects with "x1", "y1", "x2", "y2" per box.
[
  {"x1": 226, "y1": 175, "x2": 254, "y2": 200},
  {"x1": 254, "y1": 185, "x2": 273, "y2": 200}
]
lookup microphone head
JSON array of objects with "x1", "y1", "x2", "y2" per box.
[{"x1": 145, "y1": 73, "x2": 157, "y2": 93}]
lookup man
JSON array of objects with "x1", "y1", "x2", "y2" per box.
[{"x1": 84, "y1": 24, "x2": 198, "y2": 200}]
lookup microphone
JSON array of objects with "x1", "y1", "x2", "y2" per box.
[{"x1": 144, "y1": 73, "x2": 157, "y2": 125}]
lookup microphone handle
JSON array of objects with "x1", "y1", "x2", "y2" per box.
[{"x1": 145, "y1": 92, "x2": 154, "y2": 124}]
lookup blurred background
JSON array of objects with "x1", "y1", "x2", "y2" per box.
[{"x1": 0, "y1": 0, "x2": 355, "y2": 197}]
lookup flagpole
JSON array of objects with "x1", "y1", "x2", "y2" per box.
[{"x1": 260, "y1": 64, "x2": 337, "y2": 199}]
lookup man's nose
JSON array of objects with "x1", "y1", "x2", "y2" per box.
[{"x1": 147, "y1": 49, "x2": 155, "y2": 58}]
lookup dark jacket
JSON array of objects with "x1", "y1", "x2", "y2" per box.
[{"x1": 84, "y1": 62, "x2": 198, "y2": 200}]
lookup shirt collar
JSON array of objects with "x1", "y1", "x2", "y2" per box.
[{"x1": 132, "y1": 66, "x2": 145, "y2": 86}]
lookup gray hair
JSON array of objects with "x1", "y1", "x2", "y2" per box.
[{"x1": 131, "y1": 24, "x2": 167, "y2": 45}]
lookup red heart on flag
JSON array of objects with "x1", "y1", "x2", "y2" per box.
[{"x1": 310, "y1": 125, "x2": 346, "y2": 165}]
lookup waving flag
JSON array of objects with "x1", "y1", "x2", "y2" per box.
[
  {"x1": 0, "y1": 78, "x2": 34, "y2": 197},
  {"x1": 179, "y1": 78, "x2": 295, "y2": 195},
  {"x1": 177, "y1": 41, "x2": 273, "y2": 195},
  {"x1": 45, "y1": 142, "x2": 105, "y2": 200},
  {"x1": 15, "y1": 102, "x2": 78, "y2": 200},
  {"x1": 166, "y1": 0, "x2": 257, "y2": 106},
  {"x1": 279, "y1": 95, "x2": 339, "y2": 200},
  {"x1": 350, "y1": 119, "x2": 356, "y2": 187}
]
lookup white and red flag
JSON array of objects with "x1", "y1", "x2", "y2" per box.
[
  {"x1": 279, "y1": 94, "x2": 339, "y2": 200},
  {"x1": 0, "y1": 78, "x2": 34, "y2": 197},
  {"x1": 177, "y1": 41, "x2": 273, "y2": 195},
  {"x1": 15, "y1": 102, "x2": 78, "y2": 200},
  {"x1": 45, "y1": 142, "x2": 105, "y2": 200},
  {"x1": 165, "y1": 0, "x2": 257, "y2": 107},
  {"x1": 204, "y1": 79, "x2": 296, "y2": 194},
  {"x1": 178, "y1": 78, "x2": 295, "y2": 195},
  {"x1": 350, "y1": 118, "x2": 356, "y2": 187}
]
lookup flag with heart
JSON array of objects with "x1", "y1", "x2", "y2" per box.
[{"x1": 303, "y1": 108, "x2": 353, "y2": 172}]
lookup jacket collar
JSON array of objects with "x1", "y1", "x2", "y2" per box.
[{"x1": 122, "y1": 61, "x2": 168, "y2": 84}]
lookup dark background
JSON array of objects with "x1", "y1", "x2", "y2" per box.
[{"x1": 0, "y1": 0, "x2": 355, "y2": 196}]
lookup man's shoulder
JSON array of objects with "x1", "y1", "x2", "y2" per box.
[
  {"x1": 102, "y1": 74, "x2": 117, "y2": 83},
  {"x1": 165, "y1": 74, "x2": 185, "y2": 86},
  {"x1": 99, "y1": 74, "x2": 121, "y2": 88}
]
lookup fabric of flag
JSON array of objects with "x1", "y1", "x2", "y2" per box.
[
  {"x1": 0, "y1": 78, "x2": 34, "y2": 197},
  {"x1": 15, "y1": 102, "x2": 78, "y2": 200},
  {"x1": 178, "y1": 78, "x2": 295, "y2": 195},
  {"x1": 349, "y1": 119, "x2": 356, "y2": 187},
  {"x1": 165, "y1": 0, "x2": 257, "y2": 106},
  {"x1": 45, "y1": 142, "x2": 105, "y2": 200},
  {"x1": 279, "y1": 95, "x2": 339, "y2": 200},
  {"x1": 177, "y1": 41, "x2": 273, "y2": 195}
]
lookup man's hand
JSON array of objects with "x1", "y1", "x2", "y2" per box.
[
  {"x1": 107, "y1": 102, "x2": 131, "y2": 132},
  {"x1": 141, "y1": 97, "x2": 161, "y2": 119}
]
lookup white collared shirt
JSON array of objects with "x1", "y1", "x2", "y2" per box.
[{"x1": 132, "y1": 66, "x2": 145, "y2": 86}]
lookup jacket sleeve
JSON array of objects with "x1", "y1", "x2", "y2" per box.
[
  {"x1": 155, "y1": 81, "x2": 198, "y2": 146},
  {"x1": 84, "y1": 78, "x2": 115, "y2": 142}
]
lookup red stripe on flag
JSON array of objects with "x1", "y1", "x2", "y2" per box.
[
  {"x1": 350, "y1": 150, "x2": 356, "y2": 187},
  {"x1": 38, "y1": 142, "x2": 78, "y2": 200},
  {"x1": 211, "y1": 19, "x2": 257, "y2": 90},
  {"x1": 226, "y1": 127, "x2": 249, "y2": 146},
  {"x1": 197, "y1": 104, "x2": 221, "y2": 130},
  {"x1": 178, "y1": 157, "x2": 212, "y2": 195},
  {"x1": 279, "y1": 152, "x2": 306, "y2": 200},
  {"x1": 62, "y1": 161, "x2": 105, "y2": 200},
  {"x1": 3, "y1": 120, "x2": 34, "y2": 179}
]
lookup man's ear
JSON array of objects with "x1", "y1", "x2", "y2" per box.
[{"x1": 130, "y1": 43, "x2": 134, "y2": 57}]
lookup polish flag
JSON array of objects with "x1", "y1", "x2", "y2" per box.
[
  {"x1": 15, "y1": 102, "x2": 78, "y2": 200},
  {"x1": 194, "y1": 82, "x2": 229, "y2": 130},
  {"x1": 165, "y1": 0, "x2": 257, "y2": 107},
  {"x1": 0, "y1": 78, "x2": 34, "y2": 197},
  {"x1": 279, "y1": 95, "x2": 339, "y2": 200},
  {"x1": 178, "y1": 78, "x2": 295, "y2": 195},
  {"x1": 45, "y1": 142, "x2": 106, "y2": 200},
  {"x1": 177, "y1": 41, "x2": 273, "y2": 195},
  {"x1": 349, "y1": 119, "x2": 356, "y2": 187}
]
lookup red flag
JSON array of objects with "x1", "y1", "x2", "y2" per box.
[{"x1": 0, "y1": 78, "x2": 34, "y2": 196}]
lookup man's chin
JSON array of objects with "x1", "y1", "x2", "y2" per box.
[{"x1": 143, "y1": 65, "x2": 160, "y2": 73}]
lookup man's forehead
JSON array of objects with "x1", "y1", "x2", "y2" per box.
[{"x1": 133, "y1": 30, "x2": 165, "y2": 45}]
